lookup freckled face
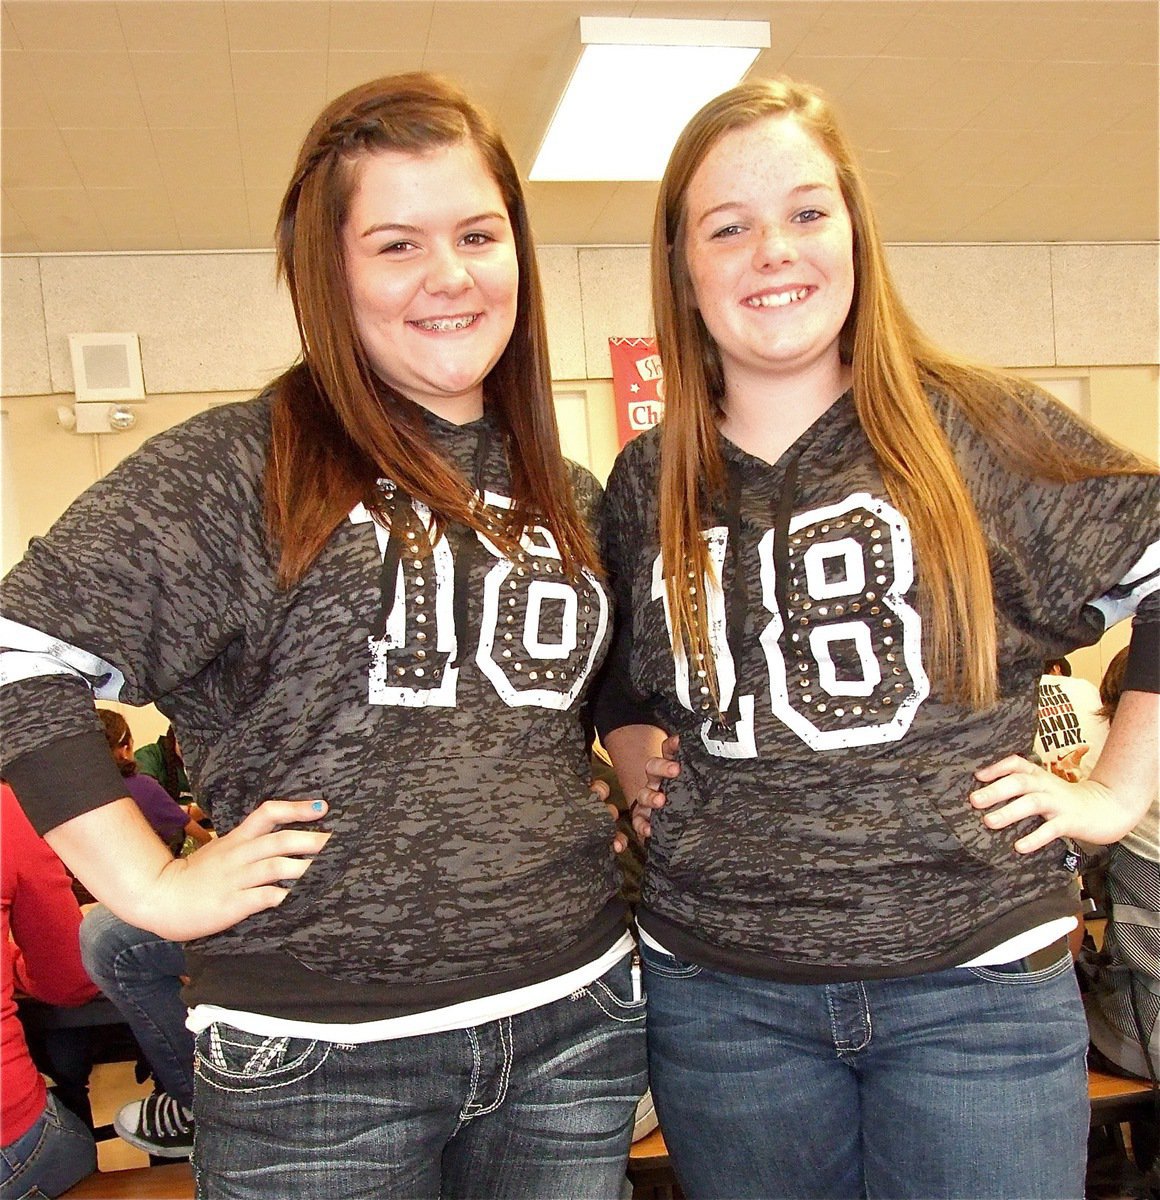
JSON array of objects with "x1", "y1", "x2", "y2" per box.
[
  {"x1": 342, "y1": 141, "x2": 519, "y2": 423},
  {"x1": 682, "y1": 115, "x2": 855, "y2": 397}
]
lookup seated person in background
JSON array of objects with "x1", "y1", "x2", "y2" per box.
[
  {"x1": 1034, "y1": 655, "x2": 1108, "y2": 782},
  {"x1": 133, "y1": 724, "x2": 190, "y2": 804},
  {"x1": 79, "y1": 907, "x2": 194, "y2": 1159},
  {"x1": 134, "y1": 724, "x2": 209, "y2": 831},
  {"x1": 1, "y1": 782, "x2": 99, "y2": 1199},
  {"x1": 1081, "y1": 647, "x2": 1159, "y2": 1083},
  {"x1": 98, "y1": 711, "x2": 209, "y2": 853}
]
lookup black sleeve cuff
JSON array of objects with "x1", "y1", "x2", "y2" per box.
[
  {"x1": 3, "y1": 730, "x2": 130, "y2": 836},
  {"x1": 590, "y1": 658, "x2": 662, "y2": 740},
  {"x1": 1124, "y1": 621, "x2": 1160, "y2": 694}
]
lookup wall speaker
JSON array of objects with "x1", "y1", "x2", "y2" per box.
[{"x1": 67, "y1": 333, "x2": 145, "y2": 402}]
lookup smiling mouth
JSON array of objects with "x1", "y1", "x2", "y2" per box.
[
  {"x1": 745, "y1": 288, "x2": 810, "y2": 308},
  {"x1": 410, "y1": 314, "x2": 480, "y2": 332}
]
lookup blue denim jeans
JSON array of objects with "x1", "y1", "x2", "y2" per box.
[
  {"x1": 0, "y1": 1092, "x2": 96, "y2": 1200},
  {"x1": 191, "y1": 954, "x2": 647, "y2": 1199},
  {"x1": 79, "y1": 905, "x2": 194, "y2": 1107},
  {"x1": 641, "y1": 941, "x2": 1089, "y2": 1200}
]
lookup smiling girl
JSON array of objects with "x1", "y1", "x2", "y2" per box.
[
  {"x1": 0, "y1": 74, "x2": 645, "y2": 1199},
  {"x1": 595, "y1": 77, "x2": 1158, "y2": 1199}
]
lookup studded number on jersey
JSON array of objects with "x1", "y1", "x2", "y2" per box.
[
  {"x1": 354, "y1": 493, "x2": 609, "y2": 709},
  {"x1": 653, "y1": 492, "x2": 929, "y2": 756}
]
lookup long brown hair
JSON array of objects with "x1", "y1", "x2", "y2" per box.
[
  {"x1": 267, "y1": 73, "x2": 598, "y2": 585},
  {"x1": 653, "y1": 77, "x2": 1150, "y2": 709}
]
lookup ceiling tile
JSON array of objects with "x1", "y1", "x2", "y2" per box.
[
  {"x1": 21, "y1": 49, "x2": 136, "y2": 95},
  {"x1": 1, "y1": 51, "x2": 54, "y2": 127},
  {"x1": 131, "y1": 50, "x2": 235, "y2": 96},
  {"x1": 525, "y1": 182, "x2": 616, "y2": 245},
  {"x1": 792, "y1": 1, "x2": 921, "y2": 59},
  {"x1": 774, "y1": 54, "x2": 873, "y2": 100},
  {"x1": 156, "y1": 129, "x2": 246, "y2": 191},
  {"x1": 583, "y1": 182, "x2": 660, "y2": 246},
  {"x1": 235, "y1": 92, "x2": 325, "y2": 144},
  {"x1": 0, "y1": 189, "x2": 36, "y2": 252},
  {"x1": 426, "y1": 2, "x2": 580, "y2": 55},
  {"x1": 1033, "y1": 129, "x2": 1159, "y2": 194},
  {"x1": 325, "y1": 51, "x2": 428, "y2": 96},
  {"x1": 3, "y1": 186, "x2": 109, "y2": 250},
  {"x1": 117, "y1": 0, "x2": 229, "y2": 53},
  {"x1": 237, "y1": 127, "x2": 302, "y2": 190},
  {"x1": 230, "y1": 50, "x2": 329, "y2": 93},
  {"x1": 1, "y1": 4, "x2": 21, "y2": 46},
  {"x1": 89, "y1": 187, "x2": 181, "y2": 247},
  {"x1": 225, "y1": 1, "x2": 329, "y2": 52},
  {"x1": 2, "y1": 0, "x2": 124, "y2": 51},
  {"x1": 142, "y1": 88, "x2": 238, "y2": 130},
  {"x1": 327, "y1": 1, "x2": 433, "y2": 51},
  {"x1": 169, "y1": 188, "x2": 252, "y2": 251},
  {"x1": 1, "y1": 127, "x2": 81, "y2": 188},
  {"x1": 0, "y1": 0, "x2": 1155, "y2": 251},
  {"x1": 839, "y1": 57, "x2": 974, "y2": 133},
  {"x1": 877, "y1": 1, "x2": 1002, "y2": 58},
  {"x1": 59, "y1": 128, "x2": 163, "y2": 189},
  {"x1": 1080, "y1": 5, "x2": 1159, "y2": 66},
  {"x1": 246, "y1": 187, "x2": 285, "y2": 248},
  {"x1": 44, "y1": 84, "x2": 149, "y2": 131}
]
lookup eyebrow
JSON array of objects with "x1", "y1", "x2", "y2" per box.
[
  {"x1": 695, "y1": 183, "x2": 836, "y2": 226},
  {"x1": 358, "y1": 211, "x2": 508, "y2": 239}
]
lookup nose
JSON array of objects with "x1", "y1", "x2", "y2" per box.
[
  {"x1": 425, "y1": 243, "x2": 472, "y2": 296},
  {"x1": 754, "y1": 223, "x2": 797, "y2": 269}
]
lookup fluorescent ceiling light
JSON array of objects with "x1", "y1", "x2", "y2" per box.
[{"x1": 530, "y1": 17, "x2": 770, "y2": 182}]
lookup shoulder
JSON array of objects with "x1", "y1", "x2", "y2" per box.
[
  {"x1": 128, "y1": 393, "x2": 272, "y2": 480},
  {"x1": 606, "y1": 427, "x2": 662, "y2": 499},
  {"x1": 70, "y1": 394, "x2": 274, "y2": 540},
  {"x1": 563, "y1": 458, "x2": 603, "y2": 515}
]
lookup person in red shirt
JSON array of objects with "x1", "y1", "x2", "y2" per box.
[{"x1": 1, "y1": 782, "x2": 99, "y2": 1198}]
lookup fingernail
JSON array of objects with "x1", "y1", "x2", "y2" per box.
[{"x1": 312, "y1": 800, "x2": 325, "y2": 812}]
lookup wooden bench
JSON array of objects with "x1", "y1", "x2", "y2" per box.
[
  {"x1": 627, "y1": 1126, "x2": 678, "y2": 1199},
  {"x1": 1088, "y1": 1064, "x2": 1154, "y2": 1127},
  {"x1": 61, "y1": 1160, "x2": 193, "y2": 1199}
]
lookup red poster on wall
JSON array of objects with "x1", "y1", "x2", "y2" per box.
[{"x1": 609, "y1": 337, "x2": 665, "y2": 447}]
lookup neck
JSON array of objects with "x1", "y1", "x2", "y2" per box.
[
  {"x1": 719, "y1": 360, "x2": 851, "y2": 465},
  {"x1": 412, "y1": 395, "x2": 484, "y2": 426}
]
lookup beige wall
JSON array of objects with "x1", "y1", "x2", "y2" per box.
[{"x1": 2, "y1": 241, "x2": 1157, "y2": 730}]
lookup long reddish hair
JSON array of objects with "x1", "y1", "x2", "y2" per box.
[
  {"x1": 654, "y1": 77, "x2": 1151, "y2": 708},
  {"x1": 266, "y1": 73, "x2": 598, "y2": 585}
]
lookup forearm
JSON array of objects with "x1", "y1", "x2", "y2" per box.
[
  {"x1": 45, "y1": 797, "x2": 177, "y2": 931},
  {"x1": 1089, "y1": 688, "x2": 1158, "y2": 836},
  {"x1": 603, "y1": 723, "x2": 669, "y2": 801}
]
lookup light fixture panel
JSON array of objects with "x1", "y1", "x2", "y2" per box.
[
  {"x1": 530, "y1": 18, "x2": 769, "y2": 183},
  {"x1": 68, "y1": 333, "x2": 145, "y2": 403}
]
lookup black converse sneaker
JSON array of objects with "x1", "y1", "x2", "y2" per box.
[{"x1": 113, "y1": 1090, "x2": 194, "y2": 1158}]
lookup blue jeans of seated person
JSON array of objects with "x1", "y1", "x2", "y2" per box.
[
  {"x1": 79, "y1": 905, "x2": 194, "y2": 1109},
  {"x1": 0, "y1": 1092, "x2": 97, "y2": 1200},
  {"x1": 641, "y1": 940, "x2": 1089, "y2": 1200},
  {"x1": 192, "y1": 953, "x2": 647, "y2": 1200}
]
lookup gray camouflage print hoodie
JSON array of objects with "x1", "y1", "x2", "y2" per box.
[
  {"x1": 0, "y1": 395, "x2": 625, "y2": 1020},
  {"x1": 595, "y1": 385, "x2": 1159, "y2": 982}
]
